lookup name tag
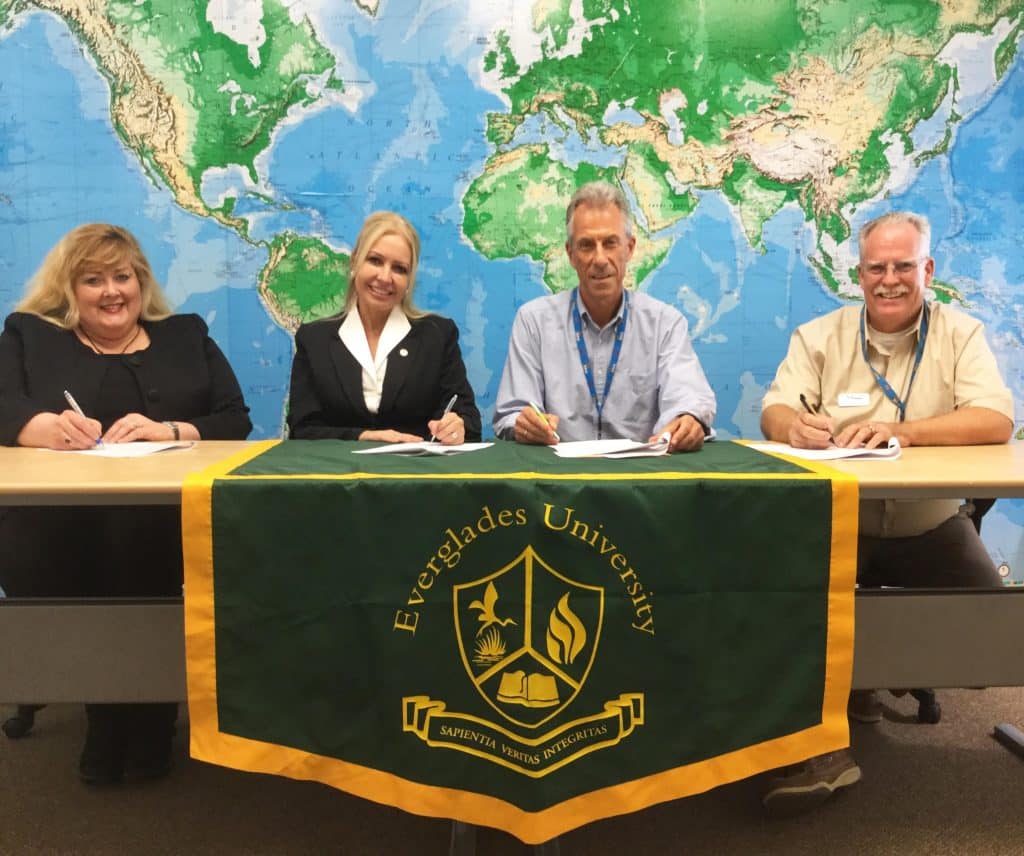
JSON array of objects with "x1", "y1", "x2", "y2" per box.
[{"x1": 838, "y1": 392, "x2": 870, "y2": 407}]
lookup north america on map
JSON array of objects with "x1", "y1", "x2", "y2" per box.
[{"x1": 1, "y1": 0, "x2": 1022, "y2": 579}]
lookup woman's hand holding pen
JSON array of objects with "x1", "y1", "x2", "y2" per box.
[
  {"x1": 427, "y1": 411, "x2": 465, "y2": 446},
  {"x1": 14, "y1": 410, "x2": 102, "y2": 450}
]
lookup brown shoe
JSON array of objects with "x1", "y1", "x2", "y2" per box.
[
  {"x1": 848, "y1": 689, "x2": 883, "y2": 723},
  {"x1": 762, "y1": 749, "x2": 861, "y2": 817}
]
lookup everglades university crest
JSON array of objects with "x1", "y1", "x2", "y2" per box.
[
  {"x1": 454, "y1": 546, "x2": 603, "y2": 729},
  {"x1": 403, "y1": 546, "x2": 644, "y2": 776}
]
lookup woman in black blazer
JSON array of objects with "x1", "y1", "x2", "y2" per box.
[
  {"x1": 0, "y1": 224, "x2": 251, "y2": 784},
  {"x1": 287, "y1": 211, "x2": 481, "y2": 442}
]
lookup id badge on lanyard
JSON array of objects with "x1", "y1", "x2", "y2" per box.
[
  {"x1": 859, "y1": 303, "x2": 929, "y2": 423},
  {"x1": 571, "y1": 289, "x2": 629, "y2": 439}
]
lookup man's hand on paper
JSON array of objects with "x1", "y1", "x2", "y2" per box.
[
  {"x1": 835, "y1": 420, "x2": 905, "y2": 450},
  {"x1": 655, "y1": 414, "x2": 704, "y2": 453}
]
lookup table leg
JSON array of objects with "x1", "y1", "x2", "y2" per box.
[{"x1": 449, "y1": 821, "x2": 477, "y2": 856}]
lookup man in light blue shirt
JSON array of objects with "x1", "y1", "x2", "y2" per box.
[{"x1": 493, "y1": 181, "x2": 715, "y2": 451}]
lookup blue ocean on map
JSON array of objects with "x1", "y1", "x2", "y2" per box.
[
  {"x1": 0, "y1": 13, "x2": 289, "y2": 436},
  {"x1": 870, "y1": 55, "x2": 1024, "y2": 573},
  {"x1": 0, "y1": 8, "x2": 1020, "y2": 578},
  {"x1": 263, "y1": 27, "x2": 544, "y2": 410}
]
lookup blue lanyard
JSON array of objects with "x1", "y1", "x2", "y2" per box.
[
  {"x1": 571, "y1": 289, "x2": 629, "y2": 439},
  {"x1": 859, "y1": 303, "x2": 929, "y2": 423}
]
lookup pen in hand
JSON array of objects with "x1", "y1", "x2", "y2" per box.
[
  {"x1": 798, "y1": 393, "x2": 833, "y2": 444},
  {"x1": 529, "y1": 401, "x2": 560, "y2": 442},
  {"x1": 430, "y1": 394, "x2": 459, "y2": 442},
  {"x1": 63, "y1": 389, "x2": 102, "y2": 446},
  {"x1": 799, "y1": 393, "x2": 819, "y2": 416}
]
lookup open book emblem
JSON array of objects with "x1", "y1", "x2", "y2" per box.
[{"x1": 453, "y1": 547, "x2": 604, "y2": 729}]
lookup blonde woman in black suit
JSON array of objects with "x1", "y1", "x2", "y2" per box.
[
  {"x1": 0, "y1": 223, "x2": 251, "y2": 784},
  {"x1": 287, "y1": 211, "x2": 481, "y2": 442}
]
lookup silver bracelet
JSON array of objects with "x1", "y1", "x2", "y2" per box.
[{"x1": 164, "y1": 421, "x2": 180, "y2": 441}]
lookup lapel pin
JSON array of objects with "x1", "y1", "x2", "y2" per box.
[{"x1": 399, "y1": 348, "x2": 409, "y2": 357}]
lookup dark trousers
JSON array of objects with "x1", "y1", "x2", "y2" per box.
[{"x1": 857, "y1": 510, "x2": 1001, "y2": 589}]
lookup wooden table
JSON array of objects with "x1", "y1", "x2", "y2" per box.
[
  {"x1": 2, "y1": 441, "x2": 1023, "y2": 701},
  {"x1": 0, "y1": 441, "x2": 253, "y2": 505},
  {"x1": 825, "y1": 443, "x2": 1024, "y2": 500}
]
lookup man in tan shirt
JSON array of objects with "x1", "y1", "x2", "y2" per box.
[{"x1": 759, "y1": 211, "x2": 1014, "y2": 815}]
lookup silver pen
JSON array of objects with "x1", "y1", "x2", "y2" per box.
[
  {"x1": 430, "y1": 394, "x2": 459, "y2": 442},
  {"x1": 63, "y1": 389, "x2": 102, "y2": 445}
]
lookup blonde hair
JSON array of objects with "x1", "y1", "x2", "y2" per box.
[
  {"x1": 343, "y1": 211, "x2": 428, "y2": 319},
  {"x1": 16, "y1": 224, "x2": 173, "y2": 329},
  {"x1": 858, "y1": 211, "x2": 932, "y2": 258}
]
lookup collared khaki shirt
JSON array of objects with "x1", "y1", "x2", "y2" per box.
[{"x1": 763, "y1": 303, "x2": 1014, "y2": 537}]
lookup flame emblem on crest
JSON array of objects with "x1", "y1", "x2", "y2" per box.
[{"x1": 546, "y1": 593, "x2": 586, "y2": 665}]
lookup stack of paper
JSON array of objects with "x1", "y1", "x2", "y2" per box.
[
  {"x1": 551, "y1": 434, "x2": 671, "y2": 459},
  {"x1": 64, "y1": 441, "x2": 196, "y2": 457},
  {"x1": 746, "y1": 437, "x2": 902, "y2": 461},
  {"x1": 352, "y1": 441, "x2": 493, "y2": 456}
]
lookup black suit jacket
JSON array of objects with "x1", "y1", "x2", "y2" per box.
[
  {"x1": 0, "y1": 311, "x2": 251, "y2": 598},
  {"x1": 287, "y1": 313, "x2": 482, "y2": 441},
  {"x1": 0, "y1": 312, "x2": 252, "y2": 444}
]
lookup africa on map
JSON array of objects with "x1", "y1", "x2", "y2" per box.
[{"x1": 1, "y1": 0, "x2": 1022, "y2": 579}]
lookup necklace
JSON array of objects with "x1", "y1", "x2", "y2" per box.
[{"x1": 80, "y1": 325, "x2": 143, "y2": 355}]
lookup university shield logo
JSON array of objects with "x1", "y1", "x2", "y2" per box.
[{"x1": 453, "y1": 546, "x2": 604, "y2": 729}]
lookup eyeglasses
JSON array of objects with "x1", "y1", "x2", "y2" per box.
[{"x1": 860, "y1": 259, "x2": 926, "y2": 279}]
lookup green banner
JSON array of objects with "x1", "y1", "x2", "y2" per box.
[{"x1": 183, "y1": 440, "x2": 856, "y2": 842}]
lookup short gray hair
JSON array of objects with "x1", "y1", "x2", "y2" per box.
[
  {"x1": 857, "y1": 211, "x2": 931, "y2": 258},
  {"x1": 565, "y1": 181, "x2": 634, "y2": 242}
]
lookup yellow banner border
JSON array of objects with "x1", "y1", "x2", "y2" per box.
[
  {"x1": 204, "y1": 469, "x2": 835, "y2": 483},
  {"x1": 183, "y1": 439, "x2": 279, "y2": 747},
  {"x1": 182, "y1": 439, "x2": 858, "y2": 844}
]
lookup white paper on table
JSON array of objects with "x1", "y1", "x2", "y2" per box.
[
  {"x1": 746, "y1": 437, "x2": 902, "y2": 461},
  {"x1": 352, "y1": 441, "x2": 494, "y2": 456},
  {"x1": 61, "y1": 441, "x2": 197, "y2": 458},
  {"x1": 551, "y1": 434, "x2": 671, "y2": 459}
]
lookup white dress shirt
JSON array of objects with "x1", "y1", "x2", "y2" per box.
[{"x1": 338, "y1": 305, "x2": 411, "y2": 414}]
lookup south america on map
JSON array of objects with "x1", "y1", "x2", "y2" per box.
[{"x1": 1, "y1": 0, "x2": 1021, "y2": 579}]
